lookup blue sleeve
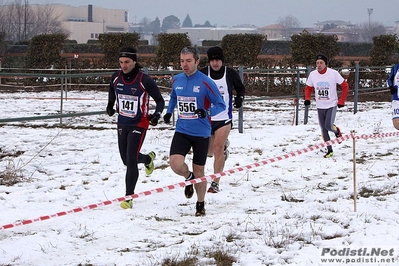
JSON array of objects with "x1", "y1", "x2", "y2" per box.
[
  {"x1": 166, "y1": 86, "x2": 177, "y2": 114},
  {"x1": 210, "y1": 96, "x2": 226, "y2": 116},
  {"x1": 388, "y1": 64, "x2": 399, "y2": 87}
]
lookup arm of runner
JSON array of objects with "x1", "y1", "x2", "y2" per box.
[
  {"x1": 338, "y1": 80, "x2": 349, "y2": 106},
  {"x1": 304, "y1": 85, "x2": 313, "y2": 101}
]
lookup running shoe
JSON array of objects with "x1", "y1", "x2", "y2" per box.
[
  {"x1": 224, "y1": 149, "x2": 230, "y2": 161},
  {"x1": 324, "y1": 151, "x2": 334, "y2": 158},
  {"x1": 224, "y1": 139, "x2": 230, "y2": 149},
  {"x1": 120, "y1": 199, "x2": 133, "y2": 209},
  {"x1": 207, "y1": 181, "x2": 220, "y2": 193},
  {"x1": 195, "y1": 201, "x2": 206, "y2": 216},
  {"x1": 145, "y1": 151, "x2": 156, "y2": 176},
  {"x1": 333, "y1": 125, "x2": 342, "y2": 144},
  {"x1": 224, "y1": 139, "x2": 230, "y2": 161},
  {"x1": 185, "y1": 172, "x2": 195, "y2": 199}
]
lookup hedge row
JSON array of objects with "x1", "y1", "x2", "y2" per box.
[
  {"x1": 5, "y1": 40, "x2": 373, "y2": 57},
  {"x1": 2, "y1": 32, "x2": 398, "y2": 69}
]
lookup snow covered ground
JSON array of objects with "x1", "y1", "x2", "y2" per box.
[{"x1": 0, "y1": 90, "x2": 398, "y2": 265}]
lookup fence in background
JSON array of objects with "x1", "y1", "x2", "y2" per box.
[{"x1": 0, "y1": 65, "x2": 391, "y2": 128}]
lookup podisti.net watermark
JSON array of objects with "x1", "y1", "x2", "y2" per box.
[{"x1": 320, "y1": 247, "x2": 397, "y2": 264}]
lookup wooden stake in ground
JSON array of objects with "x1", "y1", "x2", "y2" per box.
[{"x1": 352, "y1": 130, "x2": 357, "y2": 212}]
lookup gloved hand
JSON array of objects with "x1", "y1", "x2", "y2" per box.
[
  {"x1": 338, "y1": 104, "x2": 345, "y2": 108},
  {"x1": 149, "y1": 112, "x2": 161, "y2": 126},
  {"x1": 389, "y1": 85, "x2": 397, "y2": 95},
  {"x1": 194, "y1": 109, "x2": 206, "y2": 118},
  {"x1": 304, "y1": 100, "x2": 310, "y2": 106},
  {"x1": 106, "y1": 104, "x2": 115, "y2": 116},
  {"x1": 234, "y1": 96, "x2": 244, "y2": 108},
  {"x1": 163, "y1": 113, "x2": 172, "y2": 123}
]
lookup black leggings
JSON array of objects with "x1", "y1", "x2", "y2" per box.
[{"x1": 117, "y1": 126, "x2": 148, "y2": 196}]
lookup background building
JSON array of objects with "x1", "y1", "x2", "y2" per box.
[
  {"x1": 32, "y1": 4, "x2": 129, "y2": 43},
  {"x1": 167, "y1": 26, "x2": 258, "y2": 46}
]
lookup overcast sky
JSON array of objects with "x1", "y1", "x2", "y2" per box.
[{"x1": 28, "y1": 0, "x2": 398, "y2": 28}]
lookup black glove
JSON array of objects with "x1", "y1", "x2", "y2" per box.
[
  {"x1": 389, "y1": 85, "x2": 397, "y2": 95},
  {"x1": 163, "y1": 113, "x2": 172, "y2": 123},
  {"x1": 234, "y1": 96, "x2": 244, "y2": 108},
  {"x1": 194, "y1": 108, "x2": 206, "y2": 118},
  {"x1": 338, "y1": 104, "x2": 345, "y2": 108},
  {"x1": 304, "y1": 100, "x2": 310, "y2": 106},
  {"x1": 106, "y1": 104, "x2": 115, "y2": 116},
  {"x1": 149, "y1": 112, "x2": 161, "y2": 126}
]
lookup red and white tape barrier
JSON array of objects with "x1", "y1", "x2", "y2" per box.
[{"x1": 1, "y1": 131, "x2": 398, "y2": 231}]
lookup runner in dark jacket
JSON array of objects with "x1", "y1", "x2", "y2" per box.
[{"x1": 107, "y1": 46, "x2": 165, "y2": 209}]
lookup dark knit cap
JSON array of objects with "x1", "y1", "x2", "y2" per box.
[
  {"x1": 207, "y1": 46, "x2": 224, "y2": 62},
  {"x1": 119, "y1": 46, "x2": 143, "y2": 68},
  {"x1": 315, "y1": 54, "x2": 328, "y2": 65}
]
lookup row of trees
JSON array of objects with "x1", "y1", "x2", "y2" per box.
[
  {"x1": 133, "y1": 14, "x2": 213, "y2": 35},
  {"x1": 276, "y1": 15, "x2": 387, "y2": 43},
  {"x1": 140, "y1": 14, "x2": 387, "y2": 43}
]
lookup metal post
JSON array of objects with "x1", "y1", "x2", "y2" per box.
[
  {"x1": 65, "y1": 64, "x2": 68, "y2": 99},
  {"x1": 69, "y1": 59, "x2": 72, "y2": 93},
  {"x1": 352, "y1": 131, "x2": 357, "y2": 212},
  {"x1": 60, "y1": 69, "x2": 64, "y2": 124},
  {"x1": 354, "y1": 64, "x2": 359, "y2": 114},
  {"x1": 304, "y1": 65, "x2": 311, "y2": 124},
  {"x1": 367, "y1": 8, "x2": 373, "y2": 30},
  {"x1": 295, "y1": 70, "x2": 300, "y2": 126},
  {"x1": 238, "y1": 66, "x2": 244, "y2": 133}
]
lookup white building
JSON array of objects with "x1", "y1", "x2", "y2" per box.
[
  {"x1": 314, "y1": 20, "x2": 355, "y2": 31},
  {"x1": 31, "y1": 4, "x2": 129, "y2": 43},
  {"x1": 167, "y1": 27, "x2": 259, "y2": 46}
]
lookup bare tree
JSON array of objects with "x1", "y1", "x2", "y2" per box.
[
  {"x1": 277, "y1": 14, "x2": 301, "y2": 28},
  {"x1": 342, "y1": 27, "x2": 361, "y2": 42},
  {"x1": 276, "y1": 15, "x2": 301, "y2": 40},
  {"x1": 30, "y1": 4, "x2": 68, "y2": 36},
  {"x1": 0, "y1": 31, "x2": 5, "y2": 57},
  {"x1": 356, "y1": 22, "x2": 386, "y2": 43},
  {"x1": 0, "y1": 0, "x2": 67, "y2": 43},
  {"x1": 0, "y1": 0, "x2": 22, "y2": 42},
  {"x1": 0, "y1": 0, "x2": 33, "y2": 42}
]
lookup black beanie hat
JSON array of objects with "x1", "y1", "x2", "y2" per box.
[
  {"x1": 315, "y1": 54, "x2": 328, "y2": 65},
  {"x1": 207, "y1": 46, "x2": 224, "y2": 62},
  {"x1": 119, "y1": 46, "x2": 143, "y2": 68}
]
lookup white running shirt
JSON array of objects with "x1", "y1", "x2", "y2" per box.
[
  {"x1": 208, "y1": 66, "x2": 230, "y2": 121},
  {"x1": 306, "y1": 68, "x2": 344, "y2": 109}
]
